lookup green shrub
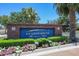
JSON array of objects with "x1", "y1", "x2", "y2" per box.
[
  {"x1": 48, "y1": 36, "x2": 67, "y2": 42},
  {"x1": 36, "y1": 38, "x2": 49, "y2": 46},
  {"x1": 0, "y1": 39, "x2": 35, "y2": 48},
  {"x1": 0, "y1": 36, "x2": 67, "y2": 48},
  {"x1": 25, "y1": 39, "x2": 35, "y2": 44}
]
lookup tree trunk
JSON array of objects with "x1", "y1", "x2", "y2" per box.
[{"x1": 69, "y1": 7, "x2": 76, "y2": 43}]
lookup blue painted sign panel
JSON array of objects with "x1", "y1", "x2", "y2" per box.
[{"x1": 20, "y1": 28, "x2": 55, "y2": 38}]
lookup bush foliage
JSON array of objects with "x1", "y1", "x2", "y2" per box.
[
  {"x1": 48, "y1": 36, "x2": 67, "y2": 42},
  {"x1": 0, "y1": 39, "x2": 35, "y2": 48},
  {"x1": 0, "y1": 36, "x2": 67, "y2": 48}
]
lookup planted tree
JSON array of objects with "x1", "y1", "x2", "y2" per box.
[
  {"x1": 54, "y1": 3, "x2": 79, "y2": 43},
  {"x1": 9, "y1": 7, "x2": 40, "y2": 24}
]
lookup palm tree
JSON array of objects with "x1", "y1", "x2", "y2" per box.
[
  {"x1": 54, "y1": 3, "x2": 79, "y2": 43},
  {"x1": 21, "y1": 8, "x2": 40, "y2": 24}
]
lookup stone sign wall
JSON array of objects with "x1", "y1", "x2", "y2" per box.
[{"x1": 7, "y1": 24, "x2": 62, "y2": 39}]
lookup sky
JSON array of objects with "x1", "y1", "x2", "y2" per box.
[
  {"x1": 0, "y1": 3, "x2": 78, "y2": 24},
  {"x1": 0, "y1": 3, "x2": 59, "y2": 24}
]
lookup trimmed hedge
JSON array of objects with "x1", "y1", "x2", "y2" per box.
[
  {"x1": 48, "y1": 36, "x2": 67, "y2": 42},
  {"x1": 36, "y1": 38, "x2": 49, "y2": 44},
  {"x1": 0, "y1": 36, "x2": 67, "y2": 48},
  {"x1": 35, "y1": 38, "x2": 49, "y2": 46},
  {"x1": 0, "y1": 39, "x2": 35, "y2": 48}
]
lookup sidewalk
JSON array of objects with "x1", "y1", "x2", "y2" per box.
[{"x1": 43, "y1": 47, "x2": 79, "y2": 56}]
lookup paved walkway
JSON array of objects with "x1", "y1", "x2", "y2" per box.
[{"x1": 43, "y1": 48, "x2": 79, "y2": 56}]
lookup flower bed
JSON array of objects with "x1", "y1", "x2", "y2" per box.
[{"x1": 0, "y1": 36, "x2": 68, "y2": 56}]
